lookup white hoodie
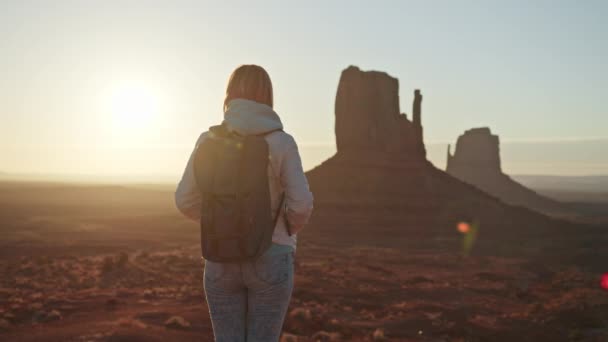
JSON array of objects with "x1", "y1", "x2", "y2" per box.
[{"x1": 174, "y1": 99, "x2": 314, "y2": 249}]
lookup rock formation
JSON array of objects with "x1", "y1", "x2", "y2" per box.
[
  {"x1": 447, "y1": 128, "x2": 501, "y2": 173},
  {"x1": 334, "y1": 66, "x2": 425, "y2": 160},
  {"x1": 304, "y1": 66, "x2": 571, "y2": 250},
  {"x1": 446, "y1": 127, "x2": 572, "y2": 216}
]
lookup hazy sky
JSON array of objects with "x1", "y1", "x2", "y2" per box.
[{"x1": 1, "y1": 0, "x2": 607, "y2": 181}]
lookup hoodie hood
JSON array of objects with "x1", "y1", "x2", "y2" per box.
[{"x1": 222, "y1": 99, "x2": 283, "y2": 135}]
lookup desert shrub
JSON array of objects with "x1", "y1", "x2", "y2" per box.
[
  {"x1": 101, "y1": 256, "x2": 114, "y2": 274},
  {"x1": 101, "y1": 253, "x2": 129, "y2": 274},
  {"x1": 135, "y1": 251, "x2": 149, "y2": 261},
  {"x1": 46, "y1": 310, "x2": 62, "y2": 322},
  {"x1": 35, "y1": 256, "x2": 50, "y2": 265}
]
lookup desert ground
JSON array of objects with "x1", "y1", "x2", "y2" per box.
[{"x1": 1, "y1": 181, "x2": 607, "y2": 342}]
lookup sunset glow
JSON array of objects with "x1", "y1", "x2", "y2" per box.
[{"x1": 106, "y1": 82, "x2": 161, "y2": 131}]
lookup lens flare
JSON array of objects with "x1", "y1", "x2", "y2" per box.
[
  {"x1": 458, "y1": 220, "x2": 480, "y2": 256},
  {"x1": 457, "y1": 222, "x2": 470, "y2": 234},
  {"x1": 601, "y1": 273, "x2": 608, "y2": 290}
]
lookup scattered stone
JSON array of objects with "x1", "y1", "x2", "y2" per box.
[
  {"x1": 28, "y1": 302, "x2": 43, "y2": 311},
  {"x1": 31, "y1": 309, "x2": 62, "y2": 323},
  {"x1": 142, "y1": 289, "x2": 156, "y2": 299},
  {"x1": 3, "y1": 312, "x2": 15, "y2": 322},
  {"x1": 312, "y1": 330, "x2": 341, "y2": 341},
  {"x1": 76, "y1": 332, "x2": 108, "y2": 341},
  {"x1": 116, "y1": 317, "x2": 147, "y2": 329},
  {"x1": 372, "y1": 328, "x2": 386, "y2": 341},
  {"x1": 32, "y1": 310, "x2": 47, "y2": 323},
  {"x1": 289, "y1": 307, "x2": 312, "y2": 321},
  {"x1": 46, "y1": 309, "x2": 62, "y2": 321},
  {"x1": 0, "y1": 318, "x2": 11, "y2": 331},
  {"x1": 30, "y1": 292, "x2": 43, "y2": 300},
  {"x1": 280, "y1": 332, "x2": 299, "y2": 342},
  {"x1": 164, "y1": 316, "x2": 191, "y2": 330}
]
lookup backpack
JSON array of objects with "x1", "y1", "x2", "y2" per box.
[{"x1": 192, "y1": 124, "x2": 285, "y2": 262}]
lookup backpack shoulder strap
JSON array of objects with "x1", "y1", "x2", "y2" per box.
[{"x1": 209, "y1": 124, "x2": 230, "y2": 137}]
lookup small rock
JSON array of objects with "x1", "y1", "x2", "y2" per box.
[
  {"x1": 0, "y1": 318, "x2": 10, "y2": 331},
  {"x1": 46, "y1": 309, "x2": 62, "y2": 322},
  {"x1": 3, "y1": 312, "x2": 16, "y2": 322},
  {"x1": 312, "y1": 330, "x2": 341, "y2": 341},
  {"x1": 289, "y1": 307, "x2": 312, "y2": 321},
  {"x1": 143, "y1": 289, "x2": 156, "y2": 299},
  {"x1": 280, "y1": 332, "x2": 299, "y2": 342},
  {"x1": 32, "y1": 309, "x2": 62, "y2": 323},
  {"x1": 116, "y1": 317, "x2": 147, "y2": 329},
  {"x1": 164, "y1": 316, "x2": 190, "y2": 330},
  {"x1": 372, "y1": 328, "x2": 386, "y2": 341},
  {"x1": 28, "y1": 302, "x2": 43, "y2": 311}
]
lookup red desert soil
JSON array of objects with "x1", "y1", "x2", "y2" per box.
[{"x1": 1, "y1": 182, "x2": 607, "y2": 341}]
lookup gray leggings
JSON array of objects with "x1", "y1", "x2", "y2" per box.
[{"x1": 203, "y1": 249, "x2": 294, "y2": 342}]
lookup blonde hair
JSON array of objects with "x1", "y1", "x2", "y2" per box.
[{"x1": 224, "y1": 65, "x2": 273, "y2": 111}]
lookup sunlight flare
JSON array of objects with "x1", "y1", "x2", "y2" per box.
[{"x1": 107, "y1": 82, "x2": 160, "y2": 128}]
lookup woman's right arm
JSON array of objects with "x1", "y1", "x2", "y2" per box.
[{"x1": 174, "y1": 133, "x2": 207, "y2": 221}]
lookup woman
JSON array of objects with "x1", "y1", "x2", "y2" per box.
[{"x1": 175, "y1": 64, "x2": 314, "y2": 341}]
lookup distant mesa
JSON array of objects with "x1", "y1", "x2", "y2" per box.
[
  {"x1": 447, "y1": 128, "x2": 501, "y2": 174},
  {"x1": 446, "y1": 127, "x2": 572, "y2": 216},
  {"x1": 304, "y1": 66, "x2": 564, "y2": 247}
]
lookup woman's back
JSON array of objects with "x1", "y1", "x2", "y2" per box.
[
  {"x1": 174, "y1": 64, "x2": 313, "y2": 341},
  {"x1": 175, "y1": 98, "x2": 313, "y2": 247}
]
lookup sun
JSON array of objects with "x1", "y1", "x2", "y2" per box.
[
  {"x1": 99, "y1": 80, "x2": 168, "y2": 145},
  {"x1": 107, "y1": 82, "x2": 160, "y2": 129}
]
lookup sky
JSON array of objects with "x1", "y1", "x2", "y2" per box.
[{"x1": 1, "y1": 0, "x2": 607, "y2": 182}]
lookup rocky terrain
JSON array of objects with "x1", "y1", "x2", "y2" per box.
[{"x1": 0, "y1": 183, "x2": 607, "y2": 341}]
